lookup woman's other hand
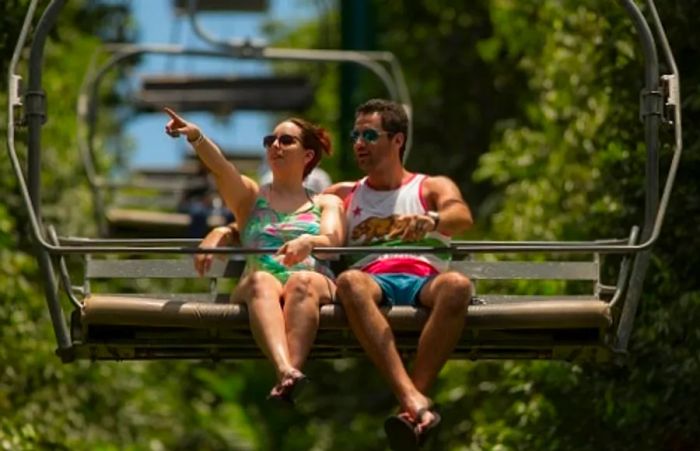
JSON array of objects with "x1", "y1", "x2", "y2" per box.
[
  {"x1": 194, "y1": 225, "x2": 236, "y2": 276},
  {"x1": 277, "y1": 234, "x2": 314, "y2": 267}
]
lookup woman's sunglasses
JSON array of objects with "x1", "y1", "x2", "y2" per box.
[
  {"x1": 349, "y1": 128, "x2": 391, "y2": 144},
  {"x1": 263, "y1": 134, "x2": 301, "y2": 149}
]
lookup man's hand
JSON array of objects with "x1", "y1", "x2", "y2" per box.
[
  {"x1": 399, "y1": 214, "x2": 437, "y2": 241},
  {"x1": 387, "y1": 214, "x2": 437, "y2": 242}
]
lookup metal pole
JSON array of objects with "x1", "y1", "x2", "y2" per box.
[
  {"x1": 26, "y1": 0, "x2": 72, "y2": 352},
  {"x1": 340, "y1": 0, "x2": 372, "y2": 177},
  {"x1": 616, "y1": 0, "x2": 661, "y2": 351}
]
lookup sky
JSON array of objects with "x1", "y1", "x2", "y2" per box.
[{"x1": 123, "y1": 0, "x2": 316, "y2": 169}]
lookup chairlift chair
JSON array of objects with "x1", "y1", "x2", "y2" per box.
[{"x1": 6, "y1": 0, "x2": 682, "y2": 364}]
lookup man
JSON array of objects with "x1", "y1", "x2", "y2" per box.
[{"x1": 325, "y1": 98, "x2": 473, "y2": 448}]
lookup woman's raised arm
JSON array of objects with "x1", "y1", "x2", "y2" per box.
[{"x1": 164, "y1": 107, "x2": 257, "y2": 220}]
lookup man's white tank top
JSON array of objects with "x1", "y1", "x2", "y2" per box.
[{"x1": 345, "y1": 173, "x2": 450, "y2": 276}]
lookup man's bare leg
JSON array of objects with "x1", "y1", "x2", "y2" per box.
[
  {"x1": 336, "y1": 270, "x2": 432, "y2": 418},
  {"x1": 412, "y1": 271, "x2": 471, "y2": 394}
]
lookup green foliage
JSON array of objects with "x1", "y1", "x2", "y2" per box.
[
  {"x1": 373, "y1": 1, "x2": 527, "y2": 205},
  {"x1": 420, "y1": 1, "x2": 700, "y2": 450},
  {"x1": 474, "y1": 1, "x2": 637, "y2": 241}
]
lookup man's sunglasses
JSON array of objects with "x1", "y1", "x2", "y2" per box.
[
  {"x1": 349, "y1": 128, "x2": 391, "y2": 144},
  {"x1": 263, "y1": 134, "x2": 301, "y2": 149}
]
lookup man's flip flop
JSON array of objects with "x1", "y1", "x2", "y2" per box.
[{"x1": 384, "y1": 413, "x2": 419, "y2": 451}]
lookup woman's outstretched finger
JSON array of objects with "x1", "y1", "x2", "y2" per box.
[{"x1": 163, "y1": 106, "x2": 185, "y2": 123}]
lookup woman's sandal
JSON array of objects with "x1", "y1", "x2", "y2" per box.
[{"x1": 267, "y1": 371, "x2": 309, "y2": 406}]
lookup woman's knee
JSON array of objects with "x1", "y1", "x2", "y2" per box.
[
  {"x1": 284, "y1": 272, "x2": 315, "y2": 304},
  {"x1": 240, "y1": 271, "x2": 281, "y2": 302},
  {"x1": 284, "y1": 271, "x2": 336, "y2": 305}
]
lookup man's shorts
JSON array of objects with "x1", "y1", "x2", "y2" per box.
[{"x1": 370, "y1": 273, "x2": 434, "y2": 306}]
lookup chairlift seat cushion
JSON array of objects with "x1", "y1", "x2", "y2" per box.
[{"x1": 81, "y1": 295, "x2": 612, "y2": 331}]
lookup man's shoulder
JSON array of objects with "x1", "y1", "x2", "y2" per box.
[{"x1": 420, "y1": 174, "x2": 458, "y2": 191}]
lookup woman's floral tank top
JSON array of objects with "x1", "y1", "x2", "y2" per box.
[{"x1": 240, "y1": 188, "x2": 334, "y2": 283}]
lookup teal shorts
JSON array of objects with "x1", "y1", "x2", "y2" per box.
[{"x1": 370, "y1": 273, "x2": 433, "y2": 306}]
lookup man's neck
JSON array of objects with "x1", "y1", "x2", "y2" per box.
[{"x1": 365, "y1": 166, "x2": 411, "y2": 191}]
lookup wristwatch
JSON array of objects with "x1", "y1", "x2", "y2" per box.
[{"x1": 427, "y1": 210, "x2": 440, "y2": 231}]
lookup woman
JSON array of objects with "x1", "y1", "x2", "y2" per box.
[{"x1": 164, "y1": 108, "x2": 344, "y2": 402}]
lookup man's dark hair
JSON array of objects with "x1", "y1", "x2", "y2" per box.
[{"x1": 355, "y1": 98, "x2": 408, "y2": 160}]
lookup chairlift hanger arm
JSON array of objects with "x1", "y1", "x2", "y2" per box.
[
  {"x1": 184, "y1": 0, "x2": 411, "y2": 103},
  {"x1": 615, "y1": 0, "x2": 684, "y2": 352},
  {"x1": 10, "y1": 0, "x2": 72, "y2": 354},
  {"x1": 183, "y1": 0, "x2": 413, "y2": 159}
]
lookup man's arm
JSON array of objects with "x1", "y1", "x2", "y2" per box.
[
  {"x1": 422, "y1": 176, "x2": 473, "y2": 236},
  {"x1": 323, "y1": 181, "x2": 356, "y2": 201}
]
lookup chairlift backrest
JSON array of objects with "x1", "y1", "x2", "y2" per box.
[
  {"x1": 73, "y1": 252, "x2": 612, "y2": 361},
  {"x1": 134, "y1": 74, "x2": 315, "y2": 113},
  {"x1": 172, "y1": 0, "x2": 269, "y2": 14}
]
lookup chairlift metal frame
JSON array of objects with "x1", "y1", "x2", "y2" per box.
[{"x1": 6, "y1": 0, "x2": 683, "y2": 363}]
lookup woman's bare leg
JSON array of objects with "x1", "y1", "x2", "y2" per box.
[
  {"x1": 282, "y1": 271, "x2": 335, "y2": 369},
  {"x1": 232, "y1": 271, "x2": 293, "y2": 379}
]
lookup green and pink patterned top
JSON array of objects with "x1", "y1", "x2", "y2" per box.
[{"x1": 240, "y1": 189, "x2": 334, "y2": 283}]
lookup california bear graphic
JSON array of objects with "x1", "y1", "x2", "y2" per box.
[{"x1": 351, "y1": 215, "x2": 420, "y2": 244}]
